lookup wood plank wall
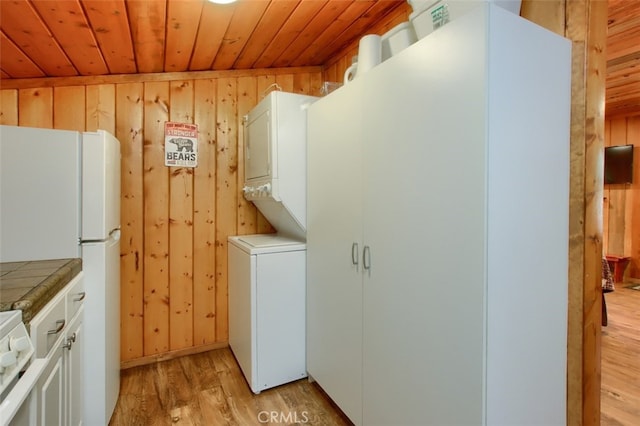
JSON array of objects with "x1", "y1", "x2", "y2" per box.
[
  {"x1": 0, "y1": 0, "x2": 408, "y2": 368},
  {"x1": 0, "y1": 68, "x2": 322, "y2": 365},
  {"x1": 604, "y1": 116, "x2": 640, "y2": 279}
]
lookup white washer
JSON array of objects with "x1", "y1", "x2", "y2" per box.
[{"x1": 227, "y1": 234, "x2": 307, "y2": 394}]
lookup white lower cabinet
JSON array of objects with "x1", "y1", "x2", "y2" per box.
[
  {"x1": 307, "y1": 4, "x2": 571, "y2": 426},
  {"x1": 30, "y1": 272, "x2": 85, "y2": 425},
  {"x1": 66, "y1": 307, "x2": 83, "y2": 426},
  {"x1": 39, "y1": 347, "x2": 64, "y2": 425}
]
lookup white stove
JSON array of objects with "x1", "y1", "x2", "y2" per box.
[
  {"x1": 0, "y1": 310, "x2": 34, "y2": 393},
  {"x1": 0, "y1": 310, "x2": 40, "y2": 424}
]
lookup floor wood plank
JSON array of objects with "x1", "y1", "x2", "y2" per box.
[
  {"x1": 111, "y1": 284, "x2": 639, "y2": 425},
  {"x1": 601, "y1": 283, "x2": 640, "y2": 425},
  {"x1": 109, "y1": 347, "x2": 352, "y2": 425}
]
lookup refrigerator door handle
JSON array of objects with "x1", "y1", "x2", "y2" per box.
[
  {"x1": 109, "y1": 228, "x2": 121, "y2": 240},
  {"x1": 80, "y1": 228, "x2": 120, "y2": 245},
  {"x1": 351, "y1": 243, "x2": 359, "y2": 266}
]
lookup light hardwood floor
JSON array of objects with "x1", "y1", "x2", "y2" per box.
[
  {"x1": 601, "y1": 282, "x2": 640, "y2": 425},
  {"x1": 109, "y1": 348, "x2": 352, "y2": 425},
  {"x1": 110, "y1": 285, "x2": 639, "y2": 425}
]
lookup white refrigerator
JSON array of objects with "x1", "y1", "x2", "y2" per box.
[{"x1": 0, "y1": 124, "x2": 121, "y2": 425}]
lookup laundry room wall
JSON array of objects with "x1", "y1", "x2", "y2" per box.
[
  {"x1": 0, "y1": 1, "x2": 428, "y2": 367},
  {"x1": 0, "y1": 68, "x2": 322, "y2": 365}
]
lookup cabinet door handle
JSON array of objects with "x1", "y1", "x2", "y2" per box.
[
  {"x1": 351, "y1": 243, "x2": 359, "y2": 266},
  {"x1": 47, "y1": 319, "x2": 65, "y2": 335},
  {"x1": 62, "y1": 336, "x2": 74, "y2": 351},
  {"x1": 73, "y1": 292, "x2": 86, "y2": 302},
  {"x1": 363, "y1": 245, "x2": 371, "y2": 271}
]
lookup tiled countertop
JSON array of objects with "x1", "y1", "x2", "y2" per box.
[{"x1": 0, "y1": 258, "x2": 82, "y2": 324}]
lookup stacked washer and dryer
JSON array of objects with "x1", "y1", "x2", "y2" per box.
[{"x1": 228, "y1": 91, "x2": 317, "y2": 394}]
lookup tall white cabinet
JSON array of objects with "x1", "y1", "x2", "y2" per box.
[{"x1": 306, "y1": 4, "x2": 571, "y2": 426}]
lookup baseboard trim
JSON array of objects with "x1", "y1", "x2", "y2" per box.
[{"x1": 120, "y1": 341, "x2": 229, "y2": 370}]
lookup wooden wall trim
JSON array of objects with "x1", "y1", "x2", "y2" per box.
[
  {"x1": 606, "y1": 111, "x2": 640, "y2": 120},
  {"x1": 0, "y1": 66, "x2": 323, "y2": 90},
  {"x1": 120, "y1": 342, "x2": 228, "y2": 370}
]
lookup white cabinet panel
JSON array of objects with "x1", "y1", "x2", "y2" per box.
[
  {"x1": 307, "y1": 79, "x2": 365, "y2": 425},
  {"x1": 39, "y1": 349, "x2": 64, "y2": 426},
  {"x1": 484, "y1": 7, "x2": 571, "y2": 423},
  {"x1": 307, "y1": 4, "x2": 571, "y2": 426},
  {"x1": 66, "y1": 309, "x2": 83, "y2": 426},
  {"x1": 360, "y1": 13, "x2": 488, "y2": 422}
]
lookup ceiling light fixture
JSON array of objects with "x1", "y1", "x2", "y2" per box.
[{"x1": 208, "y1": 0, "x2": 237, "y2": 4}]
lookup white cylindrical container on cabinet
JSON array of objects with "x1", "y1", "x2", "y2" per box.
[
  {"x1": 381, "y1": 21, "x2": 417, "y2": 61},
  {"x1": 345, "y1": 34, "x2": 382, "y2": 83}
]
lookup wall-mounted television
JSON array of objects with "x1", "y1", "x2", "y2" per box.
[{"x1": 604, "y1": 144, "x2": 634, "y2": 184}]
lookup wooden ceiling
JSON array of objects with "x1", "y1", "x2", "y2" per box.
[
  {"x1": 0, "y1": 0, "x2": 638, "y2": 118},
  {"x1": 606, "y1": 0, "x2": 640, "y2": 118},
  {"x1": 0, "y1": 0, "x2": 403, "y2": 77}
]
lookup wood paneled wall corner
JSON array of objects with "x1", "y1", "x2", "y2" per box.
[
  {"x1": 0, "y1": 69, "x2": 322, "y2": 365},
  {"x1": 116, "y1": 82, "x2": 145, "y2": 361}
]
